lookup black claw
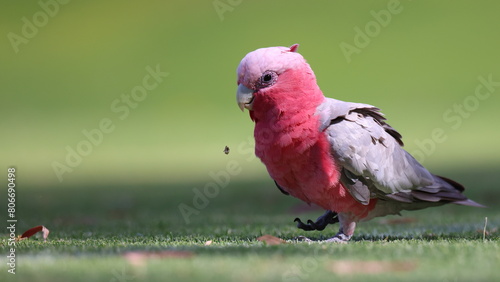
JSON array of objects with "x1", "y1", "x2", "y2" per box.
[
  {"x1": 294, "y1": 217, "x2": 315, "y2": 231},
  {"x1": 306, "y1": 219, "x2": 318, "y2": 230},
  {"x1": 293, "y1": 210, "x2": 339, "y2": 231}
]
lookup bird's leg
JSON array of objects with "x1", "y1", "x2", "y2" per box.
[
  {"x1": 296, "y1": 212, "x2": 356, "y2": 243},
  {"x1": 323, "y1": 213, "x2": 356, "y2": 243},
  {"x1": 294, "y1": 210, "x2": 339, "y2": 231}
]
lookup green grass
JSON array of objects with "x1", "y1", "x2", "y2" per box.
[{"x1": 1, "y1": 174, "x2": 499, "y2": 282}]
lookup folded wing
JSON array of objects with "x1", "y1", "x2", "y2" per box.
[{"x1": 317, "y1": 98, "x2": 481, "y2": 207}]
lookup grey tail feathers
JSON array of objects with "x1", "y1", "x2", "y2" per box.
[
  {"x1": 436, "y1": 175, "x2": 486, "y2": 208},
  {"x1": 453, "y1": 199, "x2": 486, "y2": 208}
]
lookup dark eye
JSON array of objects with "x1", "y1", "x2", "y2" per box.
[{"x1": 258, "y1": 71, "x2": 277, "y2": 88}]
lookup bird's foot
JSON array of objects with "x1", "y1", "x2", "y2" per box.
[
  {"x1": 294, "y1": 210, "x2": 339, "y2": 231},
  {"x1": 295, "y1": 232, "x2": 350, "y2": 243},
  {"x1": 296, "y1": 235, "x2": 313, "y2": 242},
  {"x1": 323, "y1": 232, "x2": 351, "y2": 243}
]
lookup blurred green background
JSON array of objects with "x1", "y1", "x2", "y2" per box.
[{"x1": 1, "y1": 0, "x2": 499, "y2": 189}]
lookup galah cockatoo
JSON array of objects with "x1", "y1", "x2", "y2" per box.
[{"x1": 236, "y1": 44, "x2": 483, "y2": 242}]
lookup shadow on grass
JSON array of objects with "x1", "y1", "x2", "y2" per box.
[
  {"x1": 282, "y1": 232, "x2": 497, "y2": 243},
  {"x1": 4, "y1": 164, "x2": 498, "y2": 254}
]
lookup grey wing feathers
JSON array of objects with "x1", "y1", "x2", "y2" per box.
[
  {"x1": 318, "y1": 98, "x2": 483, "y2": 208},
  {"x1": 319, "y1": 98, "x2": 434, "y2": 195},
  {"x1": 340, "y1": 168, "x2": 371, "y2": 205}
]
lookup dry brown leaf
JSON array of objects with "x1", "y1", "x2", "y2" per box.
[
  {"x1": 124, "y1": 251, "x2": 194, "y2": 267},
  {"x1": 329, "y1": 260, "x2": 417, "y2": 275},
  {"x1": 204, "y1": 240, "x2": 213, "y2": 246},
  {"x1": 18, "y1": 225, "x2": 49, "y2": 241},
  {"x1": 257, "y1": 235, "x2": 286, "y2": 246},
  {"x1": 379, "y1": 217, "x2": 418, "y2": 225}
]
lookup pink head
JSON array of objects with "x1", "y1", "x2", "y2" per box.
[{"x1": 236, "y1": 44, "x2": 324, "y2": 121}]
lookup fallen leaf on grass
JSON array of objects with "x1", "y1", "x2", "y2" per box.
[
  {"x1": 124, "y1": 251, "x2": 194, "y2": 267},
  {"x1": 379, "y1": 217, "x2": 418, "y2": 225},
  {"x1": 257, "y1": 235, "x2": 286, "y2": 246},
  {"x1": 17, "y1": 225, "x2": 49, "y2": 241},
  {"x1": 329, "y1": 260, "x2": 417, "y2": 275}
]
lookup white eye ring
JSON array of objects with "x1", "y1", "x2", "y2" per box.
[{"x1": 258, "y1": 70, "x2": 277, "y2": 88}]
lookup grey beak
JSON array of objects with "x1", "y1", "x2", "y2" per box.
[{"x1": 236, "y1": 84, "x2": 254, "y2": 111}]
